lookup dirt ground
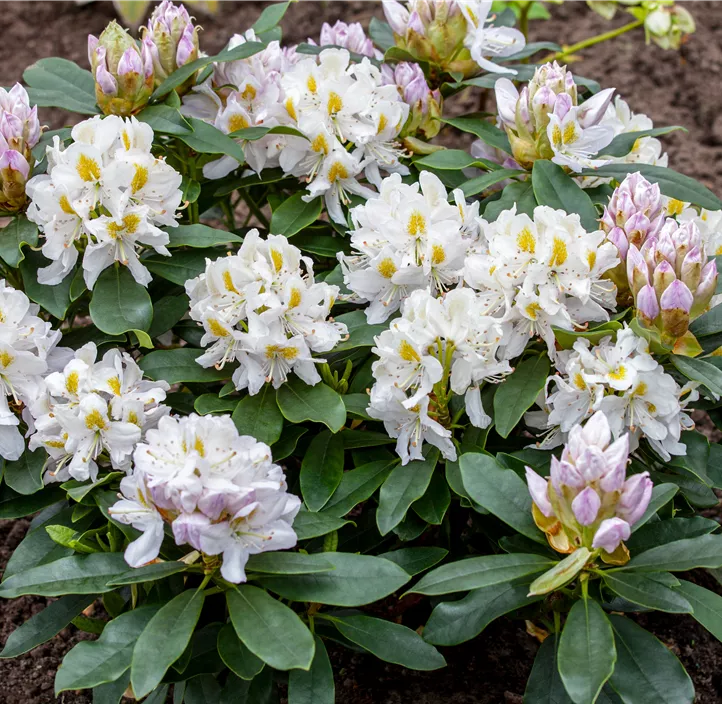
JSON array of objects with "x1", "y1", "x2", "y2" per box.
[{"x1": 1, "y1": 1, "x2": 722, "y2": 702}]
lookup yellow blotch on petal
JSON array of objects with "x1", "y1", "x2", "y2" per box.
[
  {"x1": 107, "y1": 214, "x2": 141, "y2": 238},
  {"x1": 377, "y1": 113, "x2": 388, "y2": 134},
  {"x1": 430, "y1": 244, "x2": 446, "y2": 265},
  {"x1": 208, "y1": 318, "x2": 229, "y2": 337},
  {"x1": 666, "y1": 198, "x2": 685, "y2": 216},
  {"x1": 307, "y1": 75, "x2": 318, "y2": 94},
  {"x1": 587, "y1": 251, "x2": 597, "y2": 270},
  {"x1": 285, "y1": 99, "x2": 298, "y2": 122},
  {"x1": 311, "y1": 133, "x2": 329, "y2": 155},
  {"x1": 0, "y1": 350, "x2": 13, "y2": 368},
  {"x1": 241, "y1": 84, "x2": 257, "y2": 101},
  {"x1": 377, "y1": 257, "x2": 397, "y2": 278},
  {"x1": 327, "y1": 92, "x2": 343, "y2": 115},
  {"x1": 228, "y1": 113, "x2": 250, "y2": 132},
  {"x1": 549, "y1": 237, "x2": 568, "y2": 267},
  {"x1": 609, "y1": 365, "x2": 627, "y2": 382},
  {"x1": 59, "y1": 195, "x2": 76, "y2": 215},
  {"x1": 525, "y1": 302, "x2": 541, "y2": 320},
  {"x1": 76, "y1": 154, "x2": 101, "y2": 182},
  {"x1": 551, "y1": 124, "x2": 563, "y2": 149},
  {"x1": 271, "y1": 249, "x2": 284, "y2": 273},
  {"x1": 328, "y1": 161, "x2": 348, "y2": 182},
  {"x1": 288, "y1": 287, "x2": 302, "y2": 308},
  {"x1": 194, "y1": 436, "x2": 205, "y2": 457},
  {"x1": 407, "y1": 211, "x2": 426, "y2": 237},
  {"x1": 85, "y1": 409, "x2": 106, "y2": 431},
  {"x1": 223, "y1": 270, "x2": 240, "y2": 294},
  {"x1": 562, "y1": 121, "x2": 578, "y2": 145},
  {"x1": 399, "y1": 340, "x2": 420, "y2": 362},
  {"x1": 131, "y1": 164, "x2": 148, "y2": 193},
  {"x1": 516, "y1": 227, "x2": 536, "y2": 254},
  {"x1": 66, "y1": 371, "x2": 80, "y2": 395}
]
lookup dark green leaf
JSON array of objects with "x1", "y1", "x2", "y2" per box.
[
  {"x1": 292, "y1": 508, "x2": 350, "y2": 541},
  {"x1": 179, "y1": 118, "x2": 245, "y2": 164},
  {"x1": 323, "y1": 459, "x2": 397, "y2": 517},
  {"x1": 524, "y1": 635, "x2": 573, "y2": 704},
  {"x1": 270, "y1": 193, "x2": 322, "y2": 237},
  {"x1": 24, "y1": 57, "x2": 98, "y2": 114},
  {"x1": 601, "y1": 572, "x2": 692, "y2": 613},
  {"x1": 301, "y1": 430, "x2": 345, "y2": 511},
  {"x1": 622, "y1": 534, "x2": 722, "y2": 572},
  {"x1": 217, "y1": 623, "x2": 264, "y2": 681},
  {"x1": 194, "y1": 394, "x2": 238, "y2": 415},
  {"x1": 369, "y1": 17, "x2": 395, "y2": 50},
  {"x1": 90, "y1": 266, "x2": 152, "y2": 334},
  {"x1": 288, "y1": 635, "x2": 334, "y2": 704},
  {"x1": 148, "y1": 294, "x2": 189, "y2": 339},
  {"x1": 0, "y1": 215, "x2": 38, "y2": 268},
  {"x1": 484, "y1": 181, "x2": 537, "y2": 221},
  {"x1": 457, "y1": 168, "x2": 524, "y2": 198},
  {"x1": 245, "y1": 552, "x2": 334, "y2": 575},
  {"x1": 331, "y1": 310, "x2": 387, "y2": 352},
  {"x1": 144, "y1": 247, "x2": 217, "y2": 285},
  {"x1": 494, "y1": 355, "x2": 550, "y2": 438},
  {"x1": 675, "y1": 580, "x2": 722, "y2": 641},
  {"x1": 139, "y1": 348, "x2": 229, "y2": 384},
  {"x1": 107, "y1": 561, "x2": 188, "y2": 586},
  {"x1": 165, "y1": 223, "x2": 242, "y2": 248},
  {"x1": 276, "y1": 378, "x2": 346, "y2": 433},
  {"x1": 441, "y1": 116, "x2": 511, "y2": 153},
  {"x1": 412, "y1": 470, "x2": 450, "y2": 524},
  {"x1": 136, "y1": 105, "x2": 192, "y2": 135},
  {"x1": 601, "y1": 127, "x2": 685, "y2": 158},
  {"x1": 415, "y1": 149, "x2": 478, "y2": 170},
  {"x1": 252, "y1": 1, "x2": 290, "y2": 33},
  {"x1": 184, "y1": 674, "x2": 222, "y2": 704},
  {"x1": 3, "y1": 448, "x2": 45, "y2": 495},
  {"x1": 272, "y1": 425, "x2": 307, "y2": 461},
  {"x1": 626, "y1": 517, "x2": 718, "y2": 554},
  {"x1": 379, "y1": 547, "x2": 448, "y2": 576},
  {"x1": 20, "y1": 249, "x2": 72, "y2": 318},
  {"x1": 671, "y1": 354, "x2": 722, "y2": 397},
  {"x1": 232, "y1": 385, "x2": 284, "y2": 445}
]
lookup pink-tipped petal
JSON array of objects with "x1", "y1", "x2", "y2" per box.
[
  {"x1": 617, "y1": 472, "x2": 653, "y2": 525},
  {"x1": 526, "y1": 467, "x2": 553, "y2": 517},
  {"x1": 572, "y1": 486, "x2": 601, "y2": 526},
  {"x1": 117, "y1": 47, "x2": 143, "y2": 77},
  {"x1": 592, "y1": 517, "x2": 631, "y2": 553}
]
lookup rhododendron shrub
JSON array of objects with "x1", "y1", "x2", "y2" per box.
[{"x1": 0, "y1": 2, "x2": 721, "y2": 703}]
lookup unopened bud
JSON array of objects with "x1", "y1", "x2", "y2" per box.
[{"x1": 660, "y1": 279, "x2": 693, "y2": 337}]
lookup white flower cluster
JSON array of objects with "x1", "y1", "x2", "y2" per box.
[
  {"x1": 339, "y1": 171, "x2": 481, "y2": 323},
  {"x1": 368, "y1": 288, "x2": 510, "y2": 464},
  {"x1": 185, "y1": 230, "x2": 348, "y2": 394},
  {"x1": 528, "y1": 326, "x2": 697, "y2": 461},
  {"x1": 463, "y1": 205, "x2": 620, "y2": 359},
  {"x1": 28, "y1": 342, "x2": 170, "y2": 483},
  {"x1": 0, "y1": 281, "x2": 62, "y2": 461},
  {"x1": 110, "y1": 414, "x2": 301, "y2": 584},
  {"x1": 183, "y1": 40, "x2": 410, "y2": 223},
  {"x1": 26, "y1": 115, "x2": 183, "y2": 289}
]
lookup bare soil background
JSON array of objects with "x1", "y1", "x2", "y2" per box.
[{"x1": 1, "y1": 2, "x2": 721, "y2": 702}]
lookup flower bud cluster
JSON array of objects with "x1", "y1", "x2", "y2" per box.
[
  {"x1": 28, "y1": 342, "x2": 170, "y2": 483},
  {"x1": 109, "y1": 414, "x2": 301, "y2": 584},
  {"x1": 368, "y1": 288, "x2": 510, "y2": 464},
  {"x1": 526, "y1": 410, "x2": 652, "y2": 558},
  {"x1": 0, "y1": 84, "x2": 41, "y2": 212},
  {"x1": 338, "y1": 172, "x2": 481, "y2": 324},
  {"x1": 642, "y1": 2, "x2": 695, "y2": 50},
  {"x1": 185, "y1": 230, "x2": 348, "y2": 394},
  {"x1": 26, "y1": 115, "x2": 182, "y2": 289},
  {"x1": 0, "y1": 280, "x2": 63, "y2": 461},
  {"x1": 381, "y1": 62, "x2": 443, "y2": 139},
  {"x1": 531, "y1": 326, "x2": 697, "y2": 461},
  {"x1": 317, "y1": 20, "x2": 381, "y2": 59},
  {"x1": 494, "y1": 61, "x2": 616, "y2": 172}
]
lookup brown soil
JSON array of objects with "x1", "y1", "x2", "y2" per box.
[{"x1": 1, "y1": 2, "x2": 722, "y2": 703}]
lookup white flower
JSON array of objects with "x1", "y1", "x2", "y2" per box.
[
  {"x1": 110, "y1": 413, "x2": 301, "y2": 583},
  {"x1": 26, "y1": 115, "x2": 182, "y2": 288},
  {"x1": 185, "y1": 230, "x2": 347, "y2": 394}
]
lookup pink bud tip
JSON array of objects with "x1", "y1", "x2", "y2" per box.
[
  {"x1": 525, "y1": 467, "x2": 553, "y2": 517},
  {"x1": 572, "y1": 486, "x2": 601, "y2": 526},
  {"x1": 660, "y1": 279, "x2": 693, "y2": 314},
  {"x1": 636, "y1": 284, "x2": 660, "y2": 322},
  {"x1": 176, "y1": 24, "x2": 196, "y2": 68},
  {"x1": 592, "y1": 517, "x2": 631, "y2": 553},
  {"x1": 617, "y1": 472, "x2": 653, "y2": 526},
  {"x1": 117, "y1": 47, "x2": 143, "y2": 77}
]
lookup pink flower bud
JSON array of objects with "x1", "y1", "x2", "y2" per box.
[
  {"x1": 636, "y1": 284, "x2": 660, "y2": 326},
  {"x1": 408, "y1": 10, "x2": 425, "y2": 34},
  {"x1": 141, "y1": 36, "x2": 156, "y2": 79},
  {"x1": 592, "y1": 517, "x2": 631, "y2": 553},
  {"x1": 526, "y1": 467, "x2": 553, "y2": 517},
  {"x1": 681, "y1": 246, "x2": 703, "y2": 291},
  {"x1": 580, "y1": 410, "x2": 612, "y2": 447},
  {"x1": 572, "y1": 486, "x2": 601, "y2": 526},
  {"x1": 0, "y1": 112, "x2": 23, "y2": 146},
  {"x1": 616, "y1": 472, "x2": 653, "y2": 525},
  {"x1": 692, "y1": 259, "x2": 718, "y2": 318},
  {"x1": 606, "y1": 226, "x2": 629, "y2": 260},
  {"x1": 88, "y1": 34, "x2": 99, "y2": 67},
  {"x1": 94, "y1": 47, "x2": 119, "y2": 96},
  {"x1": 550, "y1": 455, "x2": 585, "y2": 493},
  {"x1": 599, "y1": 434, "x2": 630, "y2": 493},
  {"x1": 576, "y1": 446, "x2": 608, "y2": 482},
  {"x1": 175, "y1": 23, "x2": 196, "y2": 67},
  {"x1": 0, "y1": 149, "x2": 30, "y2": 179},
  {"x1": 660, "y1": 279, "x2": 693, "y2": 337},
  {"x1": 118, "y1": 47, "x2": 143, "y2": 77},
  {"x1": 576, "y1": 87, "x2": 615, "y2": 128},
  {"x1": 384, "y1": 0, "x2": 411, "y2": 35},
  {"x1": 652, "y1": 259, "x2": 675, "y2": 300},
  {"x1": 624, "y1": 212, "x2": 652, "y2": 248},
  {"x1": 551, "y1": 92, "x2": 573, "y2": 122},
  {"x1": 626, "y1": 245, "x2": 650, "y2": 297}
]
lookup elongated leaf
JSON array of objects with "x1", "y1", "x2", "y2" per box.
[
  {"x1": 292, "y1": 508, "x2": 350, "y2": 541},
  {"x1": 323, "y1": 459, "x2": 397, "y2": 517},
  {"x1": 252, "y1": 1, "x2": 290, "y2": 33},
  {"x1": 139, "y1": 348, "x2": 228, "y2": 384},
  {"x1": 377, "y1": 449, "x2": 439, "y2": 535},
  {"x1": 55, "y1": 607, "x2": 158, "y2": 693},
  {"x1": 676, "y1": 579, "x2": 722, "y2": 640},
  {"x1": 625, "y1": 517, "x2": 718, "y2": 555},
  {"x1": 165, "y1": 223, "x2": 242, "y2": 248},
  {"x1": 601, "y1": 127, "x2": 685, "y2": 158},
  {"x1": 107, "y1": 561, "x2": 188, "y2": 586},
  {"x1": 331, "y1": 614, "x2": 445, "y2": 670},
  {"x1": 300, "y1": 430, "x2": 345, "y2": 512},
  {"x1": 232, "y1": 385, "x2": 284, "y2": 445},
  {"x1": 460, "y1": 453, "x2": 544, "y2": 542},
  {"x1": 245, "y1": 552, "x2": 334, "y2": 575},
  {"x1": 457, "y1": 168, "x2": 523, "y2": 198},
  {"x1": 217, "y1": 624, "x2": 264, "y2": 681},
  {"x1": 136, "y1": 105, "x2": 192, "y2": 135},
  {"x1": 194, "y1": 394, "x2": 239, "y2": 416},
  {"x1": 609, "y1": 614, "x2": 694, "y2": 704},
  {"x1": 144, "y1": 247, "x2": 216, "y2": 285},
  {"x1": 276, "y1": 378, "x2": 346, "y2": 433},
  {"x1": 416, "y1": 149, "x2": 481, "y2": 170},
  {"x1": 288, "y1": 635, "x2": 334, "y2": 704},
  {"x1": 411, "y1": 553, "x2": 555, "y2": 596},
  {"x1": 602, "y1": 572, "x2": 692, "y2": 613},
  {"x1": 257, "y1": 552, "x2": 409, "y2": 607},
  {"x1": 441, "y1": 116, "x2": 511, "y2": 153},
  {"x1": 484, "y1": 180, "x2": 537, "y2": 221},
  {"x1": 558, "y1": 599, "x2": 616, "y2": 704},
  {"x1": 622, "y1": 533, "x2": 722, "y2": 572},
  {"x1": 632, "y1": 483, "x2": 678, "y2": 531},
  {"x1": 272, "y1": 425, "x2": 307, "y2": 461},
  {"x1": 270, "y1": 193, "x2": 322, "y2": 236},
  {"x1": 379, "y1": 547, "x2": 448, "y2": 576},
  {"x1": 671, "y1": 354, "x2": 722, "y2": 397},
  {"x1": 331, "y1": 310, "x2": 387, "y2": 352},
  {"x1": 494, "y1": 355, "x2": 550, "y2": 438},
  {"x1": 131, "y1": 589, "x2": 206, "y2": 698},
  {"x1": 178, "y1": 117, "x2": 245, "y2": 163},
  {"x1": 0, "y1": 215, "x2": 39, "y2": 268},
  {"x1": 412, "y1": 470, "x2": 450, "y2": 524},
  {"x1": 24, "y1": 57, "x2": 98, "y2": 114},
  {"x1": 424, "y1": 579, "x2": 543, "y2": 646},
  {"x1": 3, "y1": 448, "x2": 45, "y2": 495},
  {"x1": 19, "y1": 249, "x2": 72, "y2": 319},
  {"x1": 148, "y1": 294, "x2": 189, "y2": 339},
  {"x1": 0, "y1": 552, "x2": 129, "y2": 597},
  {"x1": 227, "y1": 585, "x2": 315, "y2": 671},
  {"x1": 524, "y1": 635, "x2": 573, "y2": 704},
  {"x1": 532, "y1": 160, "x2": 599, "y2": 232},
  {"x1": 90, "y1": 266, "x2": 152, "y2": 334},
  {"x1": 0, "y1": 594, "x2": 95, "y2": 658},
  {"x1": 528, "y1": 549, "x2": 591, "y2": 596}
]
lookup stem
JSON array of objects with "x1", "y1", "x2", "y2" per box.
[
  {"x1": 548, "y1": 18, "x2": 644, "y2": 62},
  {"x1": 519, "y1": 2, "x2": 531, "y2": 42},
  {"x1": 239, "y1": 190, "x2": 270, "y2": 229},
  {"x1": 220, "y1": 197, "x2": 236, "y2": 232},
  {"x1": 188, "y1": 159, "x2": 200, "y2": 225}
]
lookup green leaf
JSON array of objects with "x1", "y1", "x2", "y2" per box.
[
  {"x1": 292, "y1": 508, "x2": 350, "y2": 541},
  {"x1": 410, "y1": 553, "x2": 556, "y2": 596},
  {"x1": 0, "y1": 552, "x2": 129, "y2": 597},
  {"x1": 424, "y1": 579, "x2": 543, "y2": 646},
  {"x1": 217, "y1": 623, "x2": 264, "y2": 681},
  {"x1": 340, "y1": 429, "x2": 393, "y2": 448},
  {"x1": 675, "y1": 580, "x2": 722, "y2": 641},
  {"x1": 136, "y1": 105, "x2": 192, "y2": 135},
  {"x1": 626, "y1": 517, "x2": 718, "y2": 554},
  {"x1": 184, "y1": 675, "x2": 221, "y2": 704},
  {"x1": 3, "y1": 448, "x2": 45, "y2": 495},
  {"x1": 330, "y1": 614, "x2": 446, "y2": 670},
  {"x1": 144, "y1": 247, "x2": 216, "y2": 285},
  {"x1": 532, "y1": 160, "x2": 599, "y2": 232},
  {"x1": 288, "y1": 635, "x2": 334, "y2": 704},
  {"x1": 608, "y1": 614, "x2": 694, "y2": 704},
  {"x1": 24, "y1": 57, "x2": 98, "y2": 114},
  {"x1": 139, "y1": 348, "x2": 229, "y2": 384},
  {"x1": 670, "y1": 354, "x2": 722, "y2": 397},
  {"x1": 412, "y1": 470, "x2": 450, "y2": 524},
  {"x1": 377, "y1": 449, "x2": 439, "y2": 535},
  {"x1": 441, "y1": 116, "x2": 511, "y2": 153},
  {"x1": 558, "y1": 599, "x2": 616, "y2": 704},
  {"x1": 690, "y1": 304, "x2": 722, "y2": 339},
  {"x1": 252, "y1": 1, "x2": 290, "y2": 33},
  {"x1": 369, "y1": 17, "x2": 395, "y2": 51},
  {"x1": 179, "y1": 118, "x2": 245, "y2": 164},
  {"x1": 632, "y1": 483, "x2": 678, "y2": 531},
  {"x1": 528, "y1": 549, "x2": 591, "y2": 596},
  {"x1": 0, "y1": 484, "x2": 64, "y2": 519},
  {"x1": 494, "y1": 355, "x2": 550, "y2": 438},
  {"x1": 55, "y1": 607, "x2": 157, "y2": 693},
  {"x1": 379, "y1": 547, "x2": 448, "y2": 576},
  {"x1": 602, "y1": 572, "x2": 692, "y2": 613},
  {"x1": 148, "y1": 294, "x2": 189, "y2": 339},
  {"x1": 621, "y1": 534, "x2": 722, "y2": 572},
  {"x1": 415, "y1": 149, "x2": 478, "y2": 170},
  {"x1": 601, "y1": 127, "x2": 685, "y2": 158},
  {"x1": 323, "y1": 459, "x2": 397, "y2": 517},
  {"x1": 232, "y1": 385, "x2": 284, "y2": 445},
  {"x1": 582, "y1": 164, "x2": 722, "y2": 210},
  {"x1": 165, "y1": 223, "x2": 242, "y2": 248},
  {"x1": 484, "y1": 181, "x2": 537, "y2": 221},
  {"x1": 194, "y1": 394, "x2": 239, "y2": 415},
  {"x1": 276, "y1": 378, "x2": 346, "y2": 433},
  {"x1": 460, "y1": 452, "x2": 544, "y2": 542},
  {"x1": 246, "y1": 552, "x2": 334, "y2": 575},
  {"x1": 291, "y1": 231, "x2": 351, "y2": 258},
  {"x1": 300, "y1": 430, "x2": 345, "y2": 511},
  {"x1": 331, "y1": 310, "x2": 387, "y2": 352},
  {"x1": 524, "y1": 635, "x2": 574, "y2": 704},
  {"x1": 227, "y1": 585, "x2": 315, "y2": 671},
  {"x1": 0, "y1": 216, "x2": 38, "y2": 268},
  {"x1": 457, "y1": 168, "x2": 524, "y2": 198},
  {"x1": 257, "y1": 552, "x2": 409, "y2": 607},
  {"x1": 106, "y1": 561, "x2": 188, "y2": 586},
  {"x1": 270, "y1": 192, "x2": 323, "y2": 236},
  {"x1": 131, "y1": 589, "x2": 206, "y2": 698},
  {"x1": 19, "y1": 249, "x2": 72, "y2": 318},
  {"x1": 0, "y1": 594, "x2": 95, "y2": 658},
  {"x1": 90, "y1": 266, "x2": 152, "y2": 334}
]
